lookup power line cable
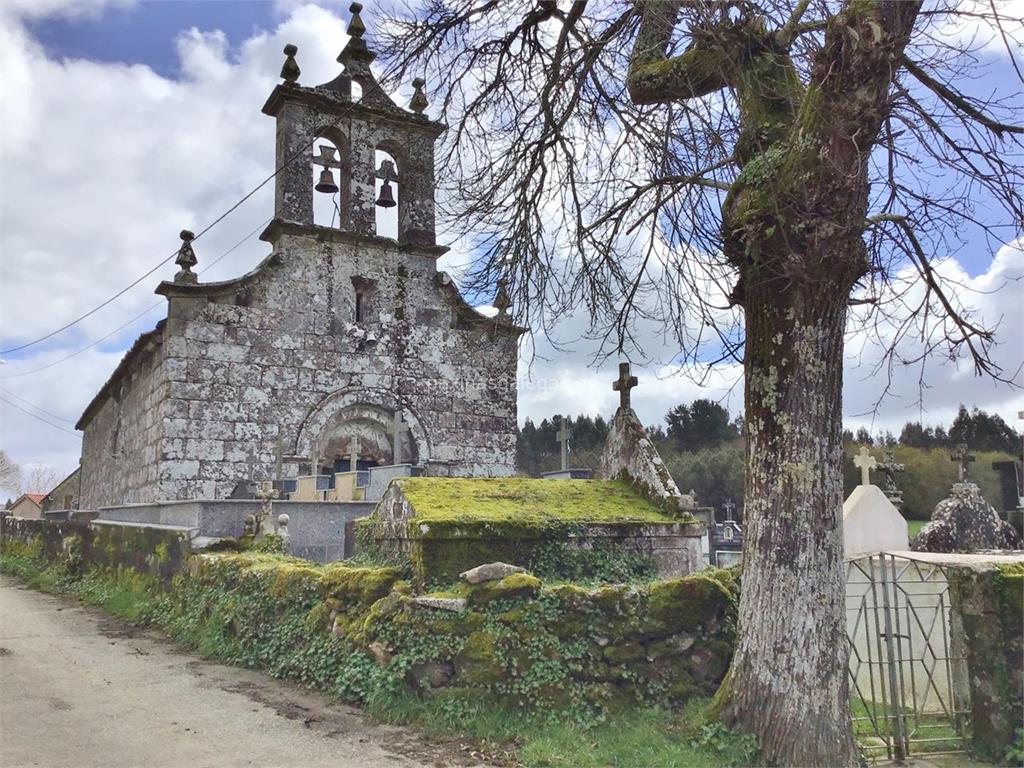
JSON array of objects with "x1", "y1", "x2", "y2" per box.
[
  {"x1": 0, "y1": 387, "x2": 75, "y2": 424},
  {"x1": 0, "y1": 88, "x2": 366, "y2": 356},
  {"x1": 0, "y1": 216, "x2": 272, "y2": 381},
  {"x1": 0, "y1": 395, "x2": 81, "y2": 438}
]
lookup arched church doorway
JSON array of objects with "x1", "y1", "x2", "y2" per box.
[{"x1": 295, "y1": 389, "x2": 429, "y2": 477}]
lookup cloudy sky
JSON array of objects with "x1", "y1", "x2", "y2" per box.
[{"x1": 0, "y1": 0, "x2": 1021, "y2": 496}]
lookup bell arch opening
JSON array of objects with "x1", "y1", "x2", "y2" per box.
[
  {"x1": 374, "y1": 147, "x2": 399, "y2": 239},
  {"x1": 312, "y1": 131, "x2": 350, "y2": 228}
]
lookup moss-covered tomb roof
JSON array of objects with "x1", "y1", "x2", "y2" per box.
[{"x1": 394, "y1": 477, "x2": 676, "y2": 525}]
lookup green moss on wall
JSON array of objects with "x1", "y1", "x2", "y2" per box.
[
  {"x1": 949, "y1": 563, "x2": 1024, "y2": 762},
  {"x1": 397, "y1": 477, "x2": 680, "y2": 525}
]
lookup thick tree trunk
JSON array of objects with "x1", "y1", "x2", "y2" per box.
[{"x1": 715, "y1": 276, "x2": 857, "y2": 766}]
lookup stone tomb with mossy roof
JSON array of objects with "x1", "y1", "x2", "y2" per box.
[{"x1": 362, "y1": 477, "x2": 705, "y2": 583}]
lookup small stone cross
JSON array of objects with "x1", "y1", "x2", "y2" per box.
[
  {"x1": 950, "y1": 443, "x2": 976, "y2": 482},
  {"x1": 853, "y1": 446, "x2": 877, "y2": 486},
  {"x1": 254, "y1": 482, "x2": 280, "y2": 535},
  {"x1": 612, "y1": 362, "x2": 638, "y2": 410},
  {"x1": 879, "y1": 447, "x2": 905, "y2": 505},
  {"x1": 348, "y1": 434, "x2": 360, "y2": 472},
  {"x1": 309, "y1": 444, "x2": 321, "y2": 476},
  {"x1": 273, "y1": 438, "x2": 283, "y2": 482},
  {"x1": 313, "y1": 144, "x2": 342, "y2": 170},
  {"x1": 556, "y1": 418, "x2": 571, "y2": 471},
  {"x1": 393, "y1": 412, "x2": 410, "y2": 465},
  {"x1": 723, "y1": 499, "x2": 736, "y2": 521}
]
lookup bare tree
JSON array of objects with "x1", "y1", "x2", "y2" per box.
[
  {"x1": 0, "y1": 451, "x2": 22, "y2": 496},
  {"x1": 21, "y1": 464, "x2": 63, "y2": 495},
  {"x1": 374, "y1": 0, "x2": 1023, "y2": 763}
]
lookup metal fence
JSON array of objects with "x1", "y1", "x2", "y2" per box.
[{"x1": 846, "y1": 553, "x2": 971, "y2": 761}]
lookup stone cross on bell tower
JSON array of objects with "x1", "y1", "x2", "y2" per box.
[{"x1": 612, "y1": 363, "x2": 638, "y2": 410}]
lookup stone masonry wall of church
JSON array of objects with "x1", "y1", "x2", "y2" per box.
[
  {"x1": 79, "y1": 341, "x2": 169, "y2": 508},
  {"x1": 153, "y1": 231, "x2": 519, "y2": 501}
]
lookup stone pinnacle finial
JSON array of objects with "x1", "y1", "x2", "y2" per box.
[
  {"x1": 280, "y1": 43, "x2": 300, "y2": 83},
  {"x1": 493, "y1": 277, "x2": 511, "y2": 316},
  {"x1": 410, "y1": 77, "x2": 428, "y2": 115},
  {"x1": 174, "y1": 229, "x2": 198, "y2": 284},
  {"x1": 348, "y1": 3, "x2": 366, "y2": 38}
]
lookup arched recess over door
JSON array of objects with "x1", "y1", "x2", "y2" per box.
[{"x1": 294, "y1": 387, "x2": 431, "y2": 469}]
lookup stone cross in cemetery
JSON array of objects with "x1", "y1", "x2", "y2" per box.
[
  {"x1": 309, "y1": 443, "x2": 322, "y2": 477},
  {"x1": 393, "y1": 412, "x2": 410, "y2": 465},
  {"x1": 273, "y1": 438, "x2": 283, "y2": 482},
  {"x1": 253, "y1": 482, "x2": 280, "y2": 537},
  {"x1": 556, "y1": 418, "x2": 571, "y2": 471},
  {"x1": 612, "y1": 362, "x2": 639, "y2": 410},
  {"x1": 951, "y1": 443, "x2": 976, "y2": 482},
  {"x1": 853, "y1": 446, "x2": 877, "y2": 486},
  {"x1": 878, "y1": 446, "x2": 905, "y2": 507},
  {"x1": 348, "y1": 434, "x2": 360, "y2": 472},
  {"x1": 723, "y1": 498, "x2": 737, "y2": 521}
]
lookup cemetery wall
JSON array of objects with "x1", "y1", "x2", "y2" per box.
[
  {"x1": 948, "y1": 562, "x2": 1024, "y2": 760},
  {"x1": 177, "y1": 553, "x2": 738, "y2": 714},
  {"x1": 0, "y1": 514, "x2": 191, "y2": 586},
  {"x1": 96, "y1": 499, "x2": 375, "y2": 562}
]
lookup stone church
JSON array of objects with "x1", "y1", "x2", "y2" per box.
[{"x1": 75, "y1": 7, "x2": 522, "y2": 508}]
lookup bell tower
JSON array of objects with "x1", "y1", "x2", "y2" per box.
[{"x1": 260, "y1": 2, "x2": 444, "y2": 247}]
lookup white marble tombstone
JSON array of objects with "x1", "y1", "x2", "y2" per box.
[{"x1": 843, "y1": 448, "x2": 909, "y2": 557}]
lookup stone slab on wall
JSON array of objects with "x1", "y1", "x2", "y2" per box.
[{"x1": 365, "y1": 464, "x2": 421, "y2": 502}]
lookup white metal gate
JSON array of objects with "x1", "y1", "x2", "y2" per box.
[{"x1": 846, "y1": 553, "x2": 971, "y2": 761}]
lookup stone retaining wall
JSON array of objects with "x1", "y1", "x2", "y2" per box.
[
  {"x1": 0, "y1": 514, "x2": 192, "y2": 586},
  {"x1": 181, "y1": 552, "x2": 739, "y2": 714}
]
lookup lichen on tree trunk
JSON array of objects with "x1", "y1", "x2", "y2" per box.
[
  {"x1": 626, "y1": 1, "x2": 923, "y2": 762},
  {"x1": 711, "y1": 281, "x2": 857, "y2": 766}
]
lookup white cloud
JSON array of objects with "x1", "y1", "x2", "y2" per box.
[{"x1": 0, "y1": 1, "x2": 1020, "y2": 502}]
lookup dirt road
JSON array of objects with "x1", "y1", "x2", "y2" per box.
[{"x1": 0, "y1": 574, "x2": 480, "y2": 768}]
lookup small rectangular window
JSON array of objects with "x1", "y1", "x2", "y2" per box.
[{"x1": 355, "y1": 291, "x2": 364, "y2": 323}]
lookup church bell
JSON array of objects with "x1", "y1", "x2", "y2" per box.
[
  {"x1": 315, "y1": 168, "x2": 339, "y2": 194},
  {"x1": 375, "y1": 179, "x2": 396, "y2": 208}
]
